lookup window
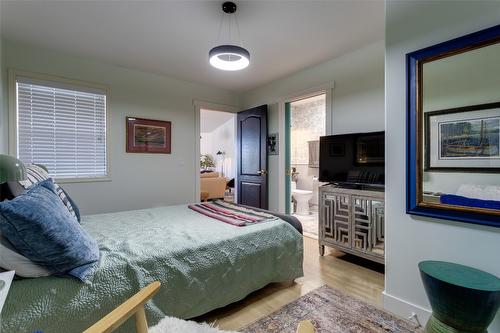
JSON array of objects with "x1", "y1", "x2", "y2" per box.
[{"x1": 14, "y1": 74, "x2": 108, "y2": 180}]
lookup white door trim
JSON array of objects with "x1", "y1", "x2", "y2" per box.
[
  {"x1": 193, "y1": 99, "x2": 240, "y2": 203},
  {"x1": 277, "y1": 81, "x2": 335, "y2": 213}
]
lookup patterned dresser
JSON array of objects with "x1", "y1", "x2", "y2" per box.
[{"x1": 319, "y1": 184, "x2": 384, "y2": 264}]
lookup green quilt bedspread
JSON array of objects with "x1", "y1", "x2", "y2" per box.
[{"x1": 0, "y1": 205, "x2": 303, "y2": 333}]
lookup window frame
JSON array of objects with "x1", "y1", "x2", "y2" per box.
[{"x1": 8, "y1": 69, "x2": 111, "y2": 184}]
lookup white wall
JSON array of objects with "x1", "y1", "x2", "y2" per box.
[
  {"x1": 200, "y1": 132, "x2": 214, "y2": 158},
  {"x1": 0, "y1": 39, "x2": 6, "y2": 154},
  {"x1": 242, "y1": 40, "x2": 385, "y2": 212},
  {"x1": 385, "y1": 1, "x2": 500, "y2": 330},
  {"x1": 1, "y1": 39, "x2": 240, "y2": 214},
  {"x1": 200, "y1": 115, "x2": 236, "y2": 180},
  {"x1": 267, "y1": 102, "x2": 281, "y2": 212},
  {"x1": 211, "y1": 117, "x2": 236, "y2": 180}
]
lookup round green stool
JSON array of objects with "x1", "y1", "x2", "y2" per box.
[{"x1": 419, "y1": 261, "x2": 500, "y2": 333}]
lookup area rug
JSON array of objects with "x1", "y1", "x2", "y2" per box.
[{"x1": 241, "y1": 285, "x2": 422, "y2": 333}]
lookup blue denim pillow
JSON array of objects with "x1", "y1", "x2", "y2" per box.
[
  {"x1": 60, "y1": 186, "x2": 81, "y2": 222},
  {"x1": 0, "y1": 179, "x2": 99, "y2": 281}
]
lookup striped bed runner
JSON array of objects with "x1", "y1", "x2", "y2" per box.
[{"x1": 188, "y1": 200, "x2": 277, "y2": 227}]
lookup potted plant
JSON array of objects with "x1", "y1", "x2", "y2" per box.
[{"x1": 200, "y1": 154, "x2": 215, "y2": 171}]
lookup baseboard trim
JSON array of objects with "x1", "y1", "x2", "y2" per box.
[{"x1": 382, "y1": 290, "x2": 432, "y2": 327}]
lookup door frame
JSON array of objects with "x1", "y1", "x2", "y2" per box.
[
  {"x1": 278, "y1": 81, "x2": 335, "y2": 213},
  {"x1": 193, "y1": 100, "x2": 239, "y2": 203}
]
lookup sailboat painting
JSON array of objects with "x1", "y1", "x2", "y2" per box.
[
  {"x1": 425, "y1": 103, "x2": 500, "y2": 171},
  {"x1": 439, "y1": 118, "x2": 499, "y2": 158}
]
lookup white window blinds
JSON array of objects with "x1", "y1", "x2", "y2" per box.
[{"x1": 16, "y1": 76, "x2": 107, "y2": 179}]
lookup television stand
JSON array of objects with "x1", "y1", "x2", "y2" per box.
[
  {"x1": 318, "y1": 184, "x2": 384, "y2": 264},
  {"x1": 331, "y1": 182, "x2": 384, "y2": 192}
]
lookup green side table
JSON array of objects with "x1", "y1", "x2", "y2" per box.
[{"x1": 419, "y1": 261, "x2": 500, "y2": 333}]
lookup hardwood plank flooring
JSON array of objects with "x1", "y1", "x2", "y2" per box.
[{"x1": 199, "y1": 236, "x2": 385, "y2": 331}]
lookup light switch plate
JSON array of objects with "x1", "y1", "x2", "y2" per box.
[{"x1": 268, "y1": 133, "x2": 279, "y2": 155}]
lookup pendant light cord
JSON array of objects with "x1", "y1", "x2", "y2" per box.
[
  {"x1": 215, "y1": 9, "x2": 243, "y2": 47},
  {"x1": 235, "y1": 11, "x2": 243, "y2": 47},
  {"x1": 216, "y1": 11, "x2": 224, "y2": 43},
  {"x1": 228, "y1": 12, "x2": 232, "y2": 43}
]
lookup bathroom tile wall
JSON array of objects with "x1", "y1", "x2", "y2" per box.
[
  {"x1": 292, "y1": 164, "x2": 318, "y2": 191},
  {"x1": 291, "y1": 94, "x2": 325, "y2": 191}
]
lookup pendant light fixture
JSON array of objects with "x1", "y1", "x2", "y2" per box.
[{"x1": 209, "y1": 2, "x2": 250, "y2": 71}]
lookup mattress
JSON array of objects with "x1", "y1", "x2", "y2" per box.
[{"x1": 1, "y1": 204, "x2": 303, "y2": 333}]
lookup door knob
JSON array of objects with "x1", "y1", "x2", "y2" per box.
[{"x1": 257, "y1": 169, "x2": 268, "y2": 175}]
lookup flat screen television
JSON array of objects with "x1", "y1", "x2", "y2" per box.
[{"x1": 319, "y1": 131, "x2": 385, "y2": 187}]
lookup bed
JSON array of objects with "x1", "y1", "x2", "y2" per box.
[{"x1": 1, "y1": 204, "x2": 303, "y2": 333}]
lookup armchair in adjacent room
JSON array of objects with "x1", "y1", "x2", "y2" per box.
[{"x1": 200, "y1": 172, "x2": 227, "y2": 200}]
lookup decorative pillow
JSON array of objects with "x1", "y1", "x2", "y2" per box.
[
  {"x1": 0, "y1": 233, "x2": 51, "y2": 278},
  {"x1": 18, "y1": 163, "x2": 50, "y2": 187},
  {"x1": 456, "y1": 184, "x2": 500, "y2": 201},
  {"x1": 19, "y1": 164, "x2": 81, "y2": 222},
  {"x1": 0, "y1": 179, "x2": 99, "y2": 281}
]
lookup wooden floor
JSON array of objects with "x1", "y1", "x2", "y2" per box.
[{"x1": 199, "y1": 236, "x2": 385, "y2": 331}]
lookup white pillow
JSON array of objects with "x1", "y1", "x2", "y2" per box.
[
  {"x1": 456, "y1": 184, "x2": 500, "y2": 201},
  {"x1": 0, "y1": 233, "x2": 51, "y2": 278}
]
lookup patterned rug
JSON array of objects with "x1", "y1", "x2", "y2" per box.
[{"x1": 241, "y1": 285, "x2": 421, "y2": 333}]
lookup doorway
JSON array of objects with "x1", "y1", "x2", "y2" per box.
[
  {"x1": 199, "y1": 109, "x2": 237, "y2": 202},
  {"x1": 286, "y1": 93, "x2": 326, "y2": 238}
]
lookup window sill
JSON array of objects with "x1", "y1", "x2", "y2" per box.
[{"x1": 56, "y1": 177, "x2": 111, "y2": 184}]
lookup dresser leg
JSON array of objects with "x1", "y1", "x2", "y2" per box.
[{"x1": 319, "y1": 245, "x2": 325, "y2": 256}]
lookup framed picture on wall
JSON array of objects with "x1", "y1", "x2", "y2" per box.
[
  {"x1": 424, "y1": 102, "x2": 500, "y2": 171},
  {"x1": 126, "y1": 117, "x2": 171, "y2": 154}
]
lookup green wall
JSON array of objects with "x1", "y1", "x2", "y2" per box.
[
  {"x1": 241, "y1": 41, "x2": 385, "y2": 212},
  {"x1": 0, "y1": 39, "x2": 240, "y2": 214}
]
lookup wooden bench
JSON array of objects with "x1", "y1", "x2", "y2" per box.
[
  {"x1": 83, "y1": 281, "x2": 315, "y2": 333},
  {"x1": 83, "y1": 281, "x2": 160, "y2": 333}
]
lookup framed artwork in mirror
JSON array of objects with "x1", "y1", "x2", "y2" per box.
[
  {"x1": 406, "y1": 24, "x2": 500, "y2": 228},
  {"x1": 424, "y1": 102, "x2": 500, "y2": 171}
]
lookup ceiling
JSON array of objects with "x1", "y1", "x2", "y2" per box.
[
  {"x1": 200, "y1": 109, "x2": 235, "y2": 133},
  {"x1": 0, "y1": 1, "x2": 384, "y2": 92}
]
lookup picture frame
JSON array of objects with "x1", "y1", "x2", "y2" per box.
[
  {"x1": 406, "y1": 23, "x2": 500, "y2": 227},
  {"x1": 126, "y1": 117, "x2": 171, "y2": 154},
  {"x1": 424, "y1": 102, "x2": 500, "y2": 172}
]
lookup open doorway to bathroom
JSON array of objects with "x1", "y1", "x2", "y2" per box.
[
  {"x1": 287, "y1": 94, "x2": 326, "y2": 239},
  {"x1": 199, "y1": 109, "x2": 236, "y2": 203}
]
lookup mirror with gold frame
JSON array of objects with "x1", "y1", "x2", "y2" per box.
[{"x1": 407, "y1": 24, "x2": 500, "y2": 227}]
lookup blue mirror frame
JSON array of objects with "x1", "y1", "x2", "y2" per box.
[{"x1": 406, "y1": 24, "x2": 500, "y2": 228}]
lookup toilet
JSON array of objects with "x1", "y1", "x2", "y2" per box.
[
  {"x1": 291, "y1": 181, "x2": 313, "y2": 216},
  {"x1": 311, "y1": 176, "x2": 326, "y2": 207}
]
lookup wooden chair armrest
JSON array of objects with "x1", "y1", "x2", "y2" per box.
[{"x1": 83, "y1": 281, "x2": 161, "y2": 333}]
